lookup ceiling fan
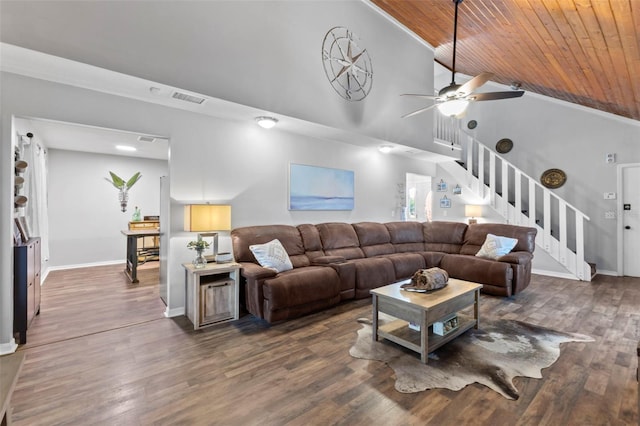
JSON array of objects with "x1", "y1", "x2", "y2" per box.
[{"x1": 402, "y1": 0, "x2": 524, "y2": 119}]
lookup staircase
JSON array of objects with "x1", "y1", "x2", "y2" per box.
[{"x1": 435, "y1": 116, "x2": 592, "y2": 281}]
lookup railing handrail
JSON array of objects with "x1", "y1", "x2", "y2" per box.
[{"x1": 468, "y1": 134, "x2": 590, "y2": 222}]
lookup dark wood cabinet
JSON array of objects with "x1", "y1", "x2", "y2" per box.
[{"x1": 14, "y1": 237, "x2": 41, "y2": 344}]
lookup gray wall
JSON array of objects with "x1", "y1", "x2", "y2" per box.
[{"x1": 47, "y1": 149, "x2": 168, "y2": 267}]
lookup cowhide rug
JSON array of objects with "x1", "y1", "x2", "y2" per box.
[{"x1": 349, "y1": 317, "x2": 593, "y2": 400}]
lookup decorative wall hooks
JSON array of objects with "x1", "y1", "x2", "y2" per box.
[
  {"x1": 496, "y1": 138, "x2": 513, "y2": 154},
  {"x1": 540, "y1": 168, "x2": 566, "y2": 189}
]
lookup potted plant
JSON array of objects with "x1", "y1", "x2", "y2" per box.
[{"x1": 187, "y1": 238, "x2": 210, "y2": 268}]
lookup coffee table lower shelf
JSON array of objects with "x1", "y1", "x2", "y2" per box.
[{"x1": 378, "y1": 316, "x2": 476, "y2": 355}]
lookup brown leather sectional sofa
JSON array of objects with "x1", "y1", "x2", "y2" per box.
[{"x1": 231, "y1": 221, "x2": 537, "y2": 323}]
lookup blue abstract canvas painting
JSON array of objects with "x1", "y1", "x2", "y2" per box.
[{"x1": 289, "y1": 164, "x2": 354, "y2": 210}]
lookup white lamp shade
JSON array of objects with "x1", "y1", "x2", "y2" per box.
[
  {"x1": 465, "y1": 204, "x2": 482, "y2": 218},
  {"x1": 184, "y1": 205, "x2": 231, "y2": 232},
  {"x1": 437, "y1": 99, "x2": 469, "y2": 117}
]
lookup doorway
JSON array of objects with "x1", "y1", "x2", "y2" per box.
[
  {"x1": 406, "y1": 173, "x2": 432, "y2": 222},
  {"x1": 619, "y1": 164, "x2": 640, "y2": 277}
]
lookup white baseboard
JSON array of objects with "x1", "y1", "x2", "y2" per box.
[
  {"x1": 533, "y1": 268, "x2": 619, "y2": 280},
  {"x1": 47, "y1": 259, "x2": 124, "y2": 271},
  {"x1": 164, "y1": 307, "x2": 185, "y2": 318},
  {"x1": 594, "y1": 269, "x2": 618, "y2": 277},
  {"x1": 0, "y1": 339, "x2": 18, "y2": 355},
  {"x1": 532, "y1": 269, "x2": 581, "y2": 280}
]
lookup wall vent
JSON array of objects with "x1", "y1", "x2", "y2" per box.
[
  {"x1": 171, "y1": 91, "x2": 206, "y2": 104},
  {"x1": 137, "y1": 136, "x2": 156, "y2": 143}
]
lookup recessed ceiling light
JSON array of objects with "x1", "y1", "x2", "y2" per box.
[
  {"x1": 116, "y1": 145, "x2": 137, "y2": 152},
  {"x1": 378, "y1": 145, "x2": 393, "y2": 154},
  {"x1": 255, "y1": 116, "x2": 278, "y2": 129}
]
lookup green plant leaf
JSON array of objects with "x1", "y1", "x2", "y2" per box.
[
  {"x1": 125, "y1": 172, "x2": 142, "y2": 189},
  {"x1": 107, "y1": 171, "x2": 125, "y2": 189}
]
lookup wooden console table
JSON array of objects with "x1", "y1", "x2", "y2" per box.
[
  {"x1": 1, "y1": 352, "x2": 25, "y2": 426},
  {"x1": 121, "y1": 229, "x2": 160, "y2": 283}
]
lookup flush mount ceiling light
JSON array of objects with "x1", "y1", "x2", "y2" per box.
[
  {"x1": 255, "y1": 116, "x2": 278, "y2": 129},
  {"x1": 378, "y1": 145, "x2": 393, "y2": 154},
  {"x1": 116, "y1": 145, "x2": 137, "y2": 152}
]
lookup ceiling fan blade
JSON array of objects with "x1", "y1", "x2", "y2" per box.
[
  {"x1": 469, "y1": 91, "x2": 525, "y2": 101},
  {"x1": 456, "y1": 72, "x2": 494, "y2": 95},
  {"x1": 400, "y1": 93, "x2": 438, "y2": 99},
  {"x1": 402, "y1": 103, "x2": 438, "y2": 119}
]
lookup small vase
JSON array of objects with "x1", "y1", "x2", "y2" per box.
[{"x1": 193, "y1": 249, "x2": 207, "y2": 269}]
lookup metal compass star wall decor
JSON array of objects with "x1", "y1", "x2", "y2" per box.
[{"x1": 322, "y1": 27, "x2": 373, "y2": 101}]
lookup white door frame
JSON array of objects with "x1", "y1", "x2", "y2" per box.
[{"x1": 616, "y1": 162, "x2": 640, "y2": 276}]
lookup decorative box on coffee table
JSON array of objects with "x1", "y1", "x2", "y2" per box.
[{"x1": 183, "y1": 262, "x2": 241, "y2": 330}]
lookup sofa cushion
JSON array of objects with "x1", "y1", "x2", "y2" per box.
[
  {"x1": 263, "y1": 266, "x2": 341, "y2": 310},
  {"x1": 385, "y1": 221, "x2": 425, "y2": 253},
  {"x1": 423, "y1": 221, "x2": 467, "y2": 253},
  {"x1": 317, "y1": 222, "x2": 365, "y2": 260},
  {"x1": 232, "y1": 225, "x2": 307, "y2": 264},
  {"x1": 461, "y1": 223, "x2": 537, "y2": 255},
  {"x1": 249, "y1": 239, "x2": 293, "y2": 273},
  {"x1": 350, "y1": 257, "x2": 396, "y2": 298},
  {"x1": 386, "y1": 253, "x2": 427, "y2": 280},
  {"x1": 475, "y1": 234, "x2": 518, "y2": 260},
  {"x1": 353, "y1": 222, "x2": 395, "y2": 257},
  {"x1": 297, "y1": 223, "x2": 325, "y2": 261},
  {"x1": 440, "y1": 254, "x2": 513, "y2": 294}
]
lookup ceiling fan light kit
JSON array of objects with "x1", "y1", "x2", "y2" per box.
[
  {"x1": 401, "y1": 0, "x2": 524, "y2": 120},
  {"x1": 437, "y1": 99, "x2": 469, "y2": 117}
]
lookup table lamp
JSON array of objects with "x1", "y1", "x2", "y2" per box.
[
  {"x1": 184, "y1": 204, "x2": 232, "y2": 261},
  {"x1": 465, "y1": 204, "x2": 482, "y2": 225}
]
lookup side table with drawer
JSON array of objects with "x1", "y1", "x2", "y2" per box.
[{"x1": 183, "y1": 262, "x2": 241, "y2": 330}]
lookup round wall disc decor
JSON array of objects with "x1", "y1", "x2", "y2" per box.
[
  {"x1": 540, "y1": 168, "x2": 567, "y2": 189},
  {"x1": 496, "y1": 138, "x2": 513, "y2": 154},
  {"x1": 467, "y1": 120, "x2": 477, "y2": 129}
]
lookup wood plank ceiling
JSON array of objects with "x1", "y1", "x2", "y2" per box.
[{"x1": 371, "y1": 0, "x2": 640, "y2": 122}]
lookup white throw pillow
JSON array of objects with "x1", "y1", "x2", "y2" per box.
[
  {"x1": 249, "y1": 239, "x2": 293, "y2": 273},
  {"x1": 475, "y1": 233, "x2": 518, "y2": 260}
]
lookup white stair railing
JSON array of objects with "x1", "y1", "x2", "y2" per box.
[{"x1": 435, "y1": 118, "x2": 592, "y2": 281}]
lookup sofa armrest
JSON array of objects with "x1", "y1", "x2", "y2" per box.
[
  {"x1": 498, "y1": 251, "x2": 533, "y2": 265},
  {"x1": 312, "y1": 255, "x2": 346, "y2": 265},
  {"x1": 238, "y1": 262, "x2": 277, "y2": 279}
]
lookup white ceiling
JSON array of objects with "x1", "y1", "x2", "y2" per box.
[
  {"x1": 3, "y1": 42, "x2": 451, "y2": 163},
  {"x1": 4, "y1": 43, "x2": 451, "y2": 163},
  {"x1": 13, "y1": 117, "x2": 170, "y2": 160}
]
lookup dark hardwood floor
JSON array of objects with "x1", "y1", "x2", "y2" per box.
[{"x1": 11, "y1": 266, "x2": 640, "y2": 425}]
